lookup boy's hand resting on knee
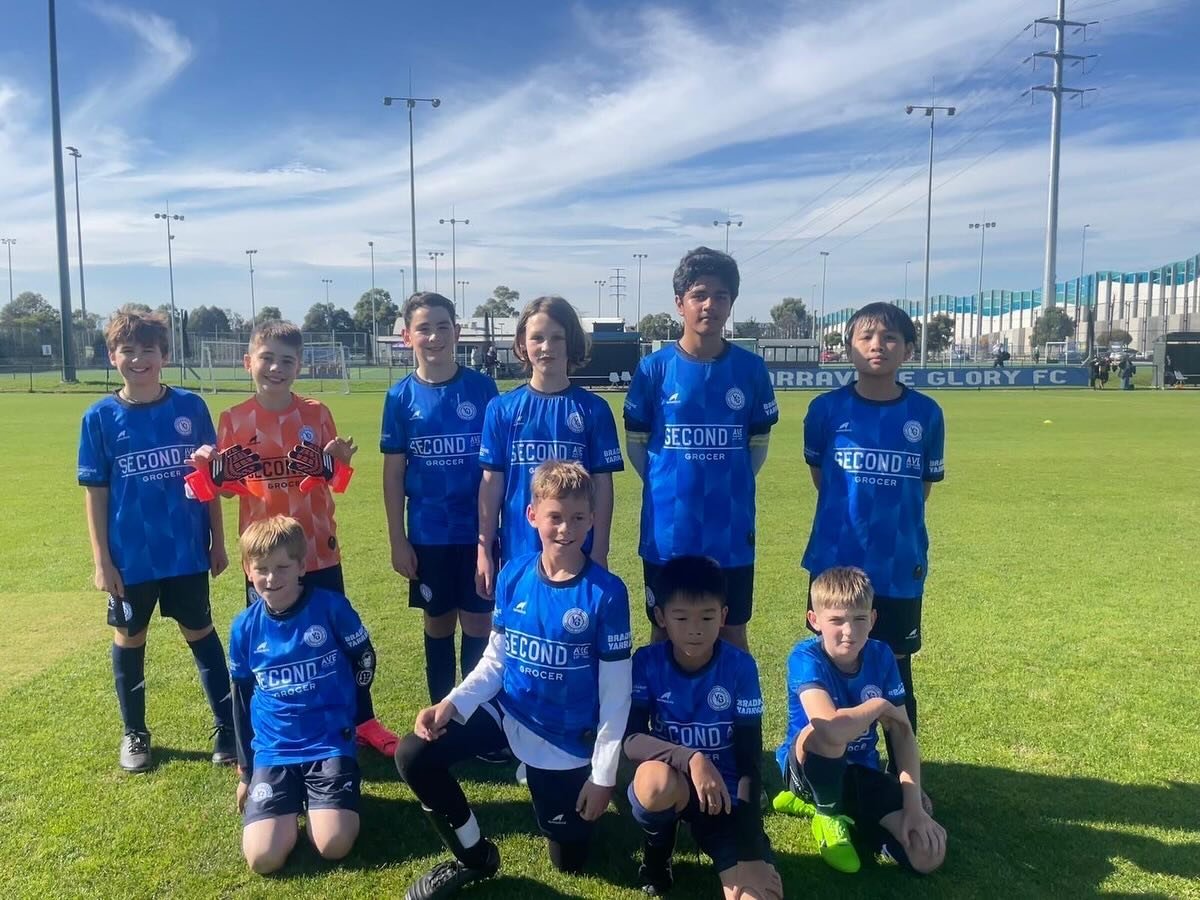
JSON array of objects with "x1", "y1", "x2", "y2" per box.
[
  {"x1": 724, "y1": 859, "x2": 784, "y2": 900},
  {"x1": 575, "y1": 780, "x2": 612, "y2": 822},
  {"x1": 901, "y1": 805, "x2": 946, "y2": 861},
  {"x1": 689, "y1": 751, "x2": 731, "y2": 815},
  {"x1": 414, "y1": 700, "x2": 458, "y2": 742}
]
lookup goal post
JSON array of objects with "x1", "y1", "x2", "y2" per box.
[
  {"x1": 1043, "y1": 340, "x2": 1068, "y2": 363},
  {"x1": 200, "y1": 340, "x2": 351, "y2": 394}
]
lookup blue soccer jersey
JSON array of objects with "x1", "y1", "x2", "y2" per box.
[
  {"x1": 479, "y1": 384, "x2": 624, "y2": 561},
  {"x1": 624, "y1": 342, "x2": 779, "y2": 567},
  {"x1": 631, "y1": 640, "x2": 764, "y2": 797},
  {"x1": 380, "y1": 366, "x2": 499, "y2": 545},
  {"x1": 777, "y1": 636, "x2": 905, "y2": 775},
  {"x1": 228, "y1": 587, "x2": 369, "y2": 766},
  {"x1": 801, "y1": 384, "x2": 945, "y2": 597},
  {"x1": 492, "y1": 552, "x2": 632, "y2": 759},
  {"x1": 77, "y1": 388, "x2": 216, "y2": 586}
]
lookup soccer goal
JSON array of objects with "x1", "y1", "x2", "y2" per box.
[
  {"x1": 1043, "y1": 341, "x2": 1068, "y2": 363},
  {"x1": 200, "y1": 340, "x2": 351, "y2": 394}
]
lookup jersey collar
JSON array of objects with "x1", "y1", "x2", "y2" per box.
[
  {"x1": 536, "y1": 556, "x2": 591, "y2": 589},
  {"x1": 666, "y1": 638, "x2": 723, "y2": 678},
  {"x1": 413, "y1": 363, "x2": 464, "y2": 388},
  {"x1": 849, "y1": 381, "x2": 909, "y2": 406},
  {"x1": 673, "y1": 339, "x2": 731, "y2": 364},
  {"x1": 262, "y1": 585, "x2": 313, "y2": 620},
  {"x1": 112, "y1": 384, "x2": 171, "y2": 409}
]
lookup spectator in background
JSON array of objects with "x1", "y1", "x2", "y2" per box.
[
  {"x1": 470, "y1": 346, "x2": 481, "y2": 371},
  {"x1": 1088, "y1": 355, "x2": 1102, "y2": 389},
  {"x1": 1118, "y1": 355, "x2": 1136, "y2": 390},
  {"x1": 1098, "y1": 356, "x2": 1111, "y2": 388},
  {"x1": 485, "y1": 345, "x2": 499, "y2": 378}
]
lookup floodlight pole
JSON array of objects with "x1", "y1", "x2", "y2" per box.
[
  {"x1": 1, "y1": 239, "x2": 14, "y2": 303},
  {"x1": 245, "y1": 249, "x2": 258, "y2": 325},
  {"x1": 633, "y1": 253, "x2": 648, "y2": 330},
  {"x1": 440, "y1": 208, "x2": 469, "y2": 318},
  {"x1": 428, "y1": 251, "x2": 444, "y2": 293},
  {"x1": 969, "y1": 220, "x2": 996, "y2": 354},
  {"x1": 49, "y1": 0, "x2": 76, "y2": 380},
  {"x1": 594, "y1": 280, "x2": 606, "y2": 316},
  {"x1": 153, "y1": 205, "x2": 184, "y2": 379},
  {"x1": 383, "y1": 92, "x2": 441, "y2": 294},
  {"x1": 906, "y1": 99, "x2": 956, "y2": 365},
  {"x1": 368, "y1": 241, "x2": 377, "y2": 361}
]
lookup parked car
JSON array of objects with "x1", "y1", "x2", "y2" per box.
[{"x1": 820, "y1": 350, "x2": 842, "y2": 363}]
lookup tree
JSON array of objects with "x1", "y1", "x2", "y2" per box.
[
  {"x1": 224, "y1": 309, "x2": 248, "y2": 334},
  {"x1": 120, "y1": 302, "x2": 153, "y2": 314},
  {"x1": 823, "y1": 332, "x2": 843, "y2": 348},
  {"x1": 915, "y1": 314, "x2": 955, "y2": 355},
  {"x1": 637, "y1": 313, "x2": 682, "y2": 341},
  {"x1": 255, "y1": 306, "x2": 282, "y2": 325},
  {"x1": 353, "y1": 288, "x2": 399, "y2": 336},
  {"x1": 770, "y1": 297, "x2": 811, "y2": 338},
  {"x1": 187, "y1": 305, "x2": 232, "y2": 337},
  {"x1": 1031, "y1": 308, "x2": 1076, "y2": 350},
  {"x1": 302, "y1": 302, "x2": 355, "y2": 334},
  {"x1": 733, "y1": 317, "x2": 763, "y2": 339},
  {"x1": 474, "y1": 285, "x2": 520, "y2": 318},
  {"x1": 1, "y1": 291, "x2": 59, "y2": 327},
  {"x1": 1096, "y1": 328, "x2": 1132, "y2": 347}
]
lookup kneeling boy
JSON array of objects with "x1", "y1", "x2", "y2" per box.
[
  {"x1": 229, "y1": 516, "x2": 377, "y2": 874},
  {"x1": 774, "y1": 567, "x2": 945, "y2": 875},
  {"x1": 625, "y1": 556, "x2": 782, "y2": 899},
  {"x1": 395, "y1": 460, "x2": 632, "y2": 899}
]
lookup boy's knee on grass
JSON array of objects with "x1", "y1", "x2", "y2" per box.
[
  {"x1": 308, "y1": 810, "x2": 359, "y2": 860},
  {"x1": 243, "y1": 820, "x2": 297, "y2": 875}
]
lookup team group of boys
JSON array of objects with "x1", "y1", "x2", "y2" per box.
[{"x1": 78, "y1": 245, "x2": 947, "y2": 898}]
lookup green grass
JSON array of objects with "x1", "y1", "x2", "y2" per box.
[{"x1": 1, "y1": 388, "x2": 1198, "y2": 898}]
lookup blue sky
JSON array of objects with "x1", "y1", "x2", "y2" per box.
[{"x1": 1, "y1": 0, "x2": 1198, "y2": 329}]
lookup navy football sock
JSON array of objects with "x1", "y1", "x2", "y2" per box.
[
  {"x1": 112, "y1": 643, "x2": 147, "y2": 733},
  {"x1": 460, "y1": 633, "x2": 487, "y2": 679},
  {"x1": 425, "y1": 634, "x2": 456, "y2": 703},
  {"x1": 187, "y1": 631, "x2": 233, "y2": 728},
  {"x1": 801, "y1": 750, "x2": 848, "y2": 816}
]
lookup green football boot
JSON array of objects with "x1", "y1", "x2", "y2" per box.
[{"x1": 811, "y1": 813, "x2": 860, "y2": 874}]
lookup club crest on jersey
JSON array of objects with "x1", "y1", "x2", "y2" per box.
[
  {"x1": 725, "y1": 388, "x2": 746, "y2": 411},
  {"x1": 566, "y1": 411, "x2": 585, "y2": 434},
  {"x1": 303, "y1": 625, "x2": 328, "y2": 648},
  {"x1": 707, "y1": 686, "x2": 732, "y2": 711},
  {"x1": 174, "y1": 416, "x2": 193, "y2": 436},
  {"x1": 456, "y1": 401, "x2": 478, "y2": 420},
  {"x1": 250, "y1": 783, "x2": 273, "y2": 803},
  {"x1": 903, "y1": 420, "x2": 923, "y2": 443},
  {"x1": 420, "y1": 584, "x2": 433, "y2": 602},
  {"x1": 299, "y1": 425, "x2": 316, "y2": 443},
  {"x1": 861, "y1": 684, "x2": 883, "y2": 702},
  {"x1": 562, "y1": 607, "x2": 589, "y2": 634}
]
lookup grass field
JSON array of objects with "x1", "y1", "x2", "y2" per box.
[{"x1": 1, "y1": 387, "x2": 1197, "y2": 899}]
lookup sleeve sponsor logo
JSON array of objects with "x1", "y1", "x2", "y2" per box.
[
  {"x1": 606, "y1": 631, "x2": 632, "y2": 652},
  {"x1": 78, "y1": 465, "x2": 100, "y2": 480},
  {"x1": 928, "y1": 458, "x2": 945, "y2": 475},
  {"x1": 737, "y1": 697, "x2": 764, "y2": 716},
  {"x1": 763, "y1": 399, "x2": 779, "y2": 417},
  {"x1": 887, "y1": 685, "x2": 906, "y2": 698},
  {"x1": 603, "y1": 448, "x2": 623, "y2": 465},
  {"x1": 344, "y1": 626, "x2": 369, "y2": 648}
]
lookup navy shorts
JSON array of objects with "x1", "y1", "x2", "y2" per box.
[
  {"x1": 107, "y1": 571, "x2": 211, "y2": 636},
  {"x1": 409, "y1": 544, "x2": 492, "y2": 617},
  {"x1": 245, "y1": 563, "x2": 344, "y2": 607},
  {"x1": 243, "y1": 755, "x2": 361, "y2": 825},
  {"x1": 806, "y1": 580, "x2": 923, "y2": 655},
  {"x1": 683, "y1": 787, "x2": 774, "y2": 871},
  {"x1": 644, "y1": 561, "x2": 755, "y2": 627},
  {"x1": 784, "y1": 749, "x2": 913, "y2": 867}
]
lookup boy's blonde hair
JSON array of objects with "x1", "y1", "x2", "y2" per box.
[
  {"x1": 810, "y1": 566, "x2": 874, "y2": 613},
  {"x1": 106, "y1": 307, "x2": 170, "y2": 354},
  {"x1": 530, "y1": 459, "x2": 594, "y2": 510},
  {"x1": 249, "y1": 320, "x2": 303, "y2": 353},
  {"x1": 240, "y1": 515, "x2": 307, "y2": 565}
]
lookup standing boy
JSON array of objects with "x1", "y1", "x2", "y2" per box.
[
  {"x1": 625, "y1": 556, "x2": 782, "y2": 899},
  {"x1": 230, "y1": 516, "x2": 374, "y2": 874},
  {"x1": 625, "y1": 247, "x2": 778, "y2": 650},
  {"x1": 210, "y1": 321, "x2": 397, "y2": 756},
  {"x1": 382, "y1": 292, "x2": 499, "y2": 703},
  {"x1": 774, "y1": 567, "x2": 945, "y2": 876},
  {"x1": 801, "y1": 302, "x2": 944, "y2": 746},
  {"x1": 78, "y1": 308, "x2": 235, "y2": 772},
  {"x1": 395, "y1": 460, "x2": 632, "y2": 898}
]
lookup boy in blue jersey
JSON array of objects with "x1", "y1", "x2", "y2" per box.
[
  {"x1": 774, "y1": 567, "x2": 945, "y2": 876},
  {"x1": 395, "y1": 461, "x2": 633, "y2": 899},
  {"x1": 383, "y1": 292, "x2": 499, "y2": 703},
  {"x1": 625, "y1": 247, "x2": 778, "y2": 651},
  {"x1": 476, "y1": 296, "x2": 623, "y2": 601},
  {"x1": 229, "y1": 516, "x2": 376, "y2": 874},
  {"x1": 625, "y1": 556, "x2": 783, "y2": 900},
  {"x1": 801, "y1": 301, "x2": 944, "y2": 749},
  {"x1": 78, "y1": 308, "x2": 235, "y2": 773}
]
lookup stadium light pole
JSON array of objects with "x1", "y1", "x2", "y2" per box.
[
  {"x1": 383, "y1": 92, "x2": 440, "y2": 295},
  {"x1": 49, "y1": 0, "x2": 76, "y2": 380},
  {"x1": 1, "y1": 239, "x2": 14, "y2": 303},
  {"x1": 245, "y1": 249, "x2": 258, "y2": 325},
  {"x1": 367, "y1": 241, "x2": 377, "y2": 361},
  {"x1": 428, "y1": 251, "x2": 444, "y2": 293},
  {"x1": 907, "y1": 100, "x2": 956, "y2": 365},
  {"x1": 153, "y1": 205, "x2": 184, "y2": 378},
  {"x1": 713, "y1": 217, "x2": 742, "y2": 254},
  {"x1": 968, "y1": 220, "x2": 996, "y2": 355},
  {"x1": 322, "y1": 277, "x2": 333, "y2": 304},
  {"x1": 65, "y1": 147, "x2": 87, "y2": 320},
  {"x1": 1079, "y1": 224, "x2": 1091, "y2": 307},
  {"x1": 399, "y1": 269, "x2": 406, "y2": 303},
  {"x1": 819, "y1": 251, "x2": 830, "y2": 348},
  {"x1": 594, "y1": 280, "x2": 606, "y2": 316},
  {"x1": 904, "y1": 259, "x2": 912, "y2": 304},
  {"x1": 457, "y1": 280, "x2": 470, "y2": 314},
  {"x1": 439, "y1": 208, "x2": 469, "y2": 318},
  {"x1": 633, "y1": 253, "x2": 648, "y2": 330}
]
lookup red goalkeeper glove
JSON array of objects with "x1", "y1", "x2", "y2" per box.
[{"x1": 286, "y1": 441, "x2": 353, "y2": 495}]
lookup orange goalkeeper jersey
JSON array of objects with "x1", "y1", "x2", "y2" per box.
[{"x1": 217, "y1": 394, "x2": 342, "y2": 572}]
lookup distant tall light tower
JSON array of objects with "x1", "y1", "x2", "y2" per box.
[
  {"x1": 968, "y1": 220, "x2": 996, "y2": 350},
  {"x1": 322, "y1": 277, "x2": 333, "y2": 303},
  {"x1": 594, "y1": 280, "x2": 606, "y2": 316},
  {"x1": 65, "y1": 146, "x2": 87, "y2": 320},
  {"x1": 383, "y1": 91, "x2": 441, "y2": 293},
  {"x1": 819, "y1": 251, "x2": 830, "y2": 346},
  {"x1": 439, "y1": 208, "x2": 469, "y2": 317},
  {"x1": 632, "y1": 253, "x2": 648, "y2": 330},
  {"x1": 428, "y1": 251, "x2": 444, "y2": 293},
  {"x1": 1, "y1": 239, "x2": 15, "y2": 304},
  {"x1": 245, "y1": 249, "x2": 258, "y2": 324},
  {"x1": 368, "y1": 241, "x2": 377, "y2": 359},
  {"x1": 153, "y1": 205, "x2": 184, "y2": 376}
]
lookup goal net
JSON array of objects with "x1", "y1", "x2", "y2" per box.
[
  {"x1": 1043, "y1": 341, "x2": 1068, "y2": 363},
  {"x1": 200, "y1": 340, "x2": 351, "y2": 394}
]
